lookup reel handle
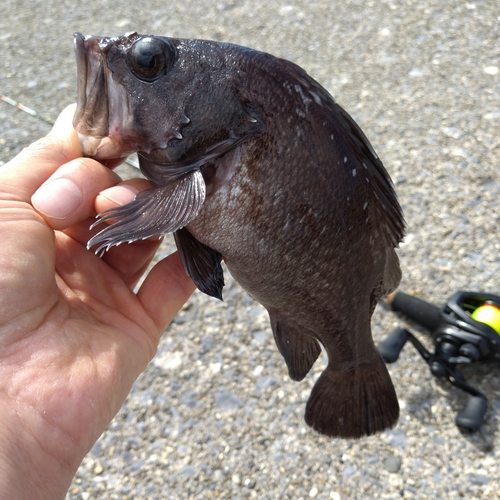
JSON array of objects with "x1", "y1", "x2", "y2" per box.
[
  {"x1": 378, "y1": 327, "x2": 409, "y2": 363},
  {"x1": 455, "y1": 396, "x2": 487, "y2": 433},
  {"x1": 388, "y1": 291, "x2": 442, "y2": 332}
]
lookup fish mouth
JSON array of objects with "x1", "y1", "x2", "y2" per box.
[{"x1": 73, "y1": 32, "x2": 133, "y2": 159}]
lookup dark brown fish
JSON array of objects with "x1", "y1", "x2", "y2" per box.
[{"x1": 73, "y1": 32, "x2": 405, "y2": 438}]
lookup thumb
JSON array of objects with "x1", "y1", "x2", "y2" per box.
[{"x1": 1, "y1": 104, "x2": 82, "y2": 203}]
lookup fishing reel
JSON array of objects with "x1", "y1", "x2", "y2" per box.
[{"x1": 378, "y1": 291, "x2": 500, "y2": 433}]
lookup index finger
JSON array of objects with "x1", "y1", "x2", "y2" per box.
[{"x1": 0, "y1": 104, "x2": 82, "y2": 203}]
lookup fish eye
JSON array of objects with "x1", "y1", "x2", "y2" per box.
[{"x1": 129, "y1": 37, "x2": 175, "y2": 81}]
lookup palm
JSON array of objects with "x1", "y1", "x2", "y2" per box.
[
  {"x1": 0, "y1": 108, "x2": 195, "y2": 498},
  {"x1": 0, "y1": 203, "x2": 155, "y2": 453}
]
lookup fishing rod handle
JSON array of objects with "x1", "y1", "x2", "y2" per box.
[
  {"x1": 378, "y1": 326, "x2": 409, "y2": 363},
  {"x1": 387, "y1": 291, "x2": 442, "y2": 332}
]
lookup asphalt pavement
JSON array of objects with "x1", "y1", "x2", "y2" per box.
[{"x1": 1, "y1": 0, "x2": 500, "y2": 498}]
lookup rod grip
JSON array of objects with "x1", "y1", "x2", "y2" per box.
[
  {"x1": 378, "y1": 326, "x2": 409, "y2": 363},
  {"x1": 455, "y1": 396, "x2": 487, "y2": 433},
  {"x1": 388, "y1": 291, "x2": 442, "y2": 332}
]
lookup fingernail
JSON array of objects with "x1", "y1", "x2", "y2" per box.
[
  {"x1": 32, "y1": 177, "x2": 83, "y2": 219},
  {"x1": 98, "y1": 185, "x2": 139, "y2": 206}
]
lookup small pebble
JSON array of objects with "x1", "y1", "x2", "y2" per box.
[
  {"x1": 309, "y1": 486, "x2": 318, "y2": 497},
  {"x1": 383, "y1": 455, "x2": 402, "y2": 473},
  {"x1": 244, "y1": 478, "x2": 256, "y2": 488},
  {"x1": 387, "y1": 429, "x2": 407, "y2": 449},
  {"x1": 215, "y1": 391, "x2": 244, "y2": 410},
  {"x1": 432, "y1": 470, "x2": 443, "y2": 484},
  {"x1": 252, "y1": 330, "x2": 267, "y2": 344},
  {"x1": 343, "y1": 464, "x2": 357, "y2": 479},
  {"x1": 180, "y1": 465, "x2": 197, "y2": 477},
  {"x1": 256, "y1": 376, "x2": 277, "y2": 389},
  {"x1": 469, "y1": 474, "x2": 490, "y2": 486}
]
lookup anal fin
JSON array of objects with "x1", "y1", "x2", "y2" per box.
[
  {"x1": 174, "y1": 227, "x2": 224, "y2": 300},
  {"x1": 304, "y1": 355, "x2": 399, "y2": 438},
  {"x1": 270, "y1": 316, "x2": 322, "y2": 381}
]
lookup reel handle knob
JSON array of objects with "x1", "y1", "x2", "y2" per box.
[
  {"x1": 378, "y1": 326, "x2": 409, "y2": 363},
  {"x1": 387, "y1": 292, "x2": 442, "y2": 332},
  {"x1": 455, "y1": 395, "x2": 487, "y2": 433}
]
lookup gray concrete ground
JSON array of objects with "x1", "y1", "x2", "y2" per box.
[{"x1": 1, "y1": 0, "x2": 500, "y2": 498}]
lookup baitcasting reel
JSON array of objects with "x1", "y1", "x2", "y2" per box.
[{"x1": 378, "y1": 291, "x2": 500, "y2": 433}]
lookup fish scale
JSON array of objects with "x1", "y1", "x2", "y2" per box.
[{"x1": 74, "y1": 32, "x2": 405, "y2": 438}]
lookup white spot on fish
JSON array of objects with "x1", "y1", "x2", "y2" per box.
[
  {"x1": 282, "y1": 81, "x2": 293, "y2": 94},
  {"x1": 295, "y1": 107, "x2": 306, "y2": 118},
  {"x1": 344, "y1": 157, "x2": 348, "y2": 163},
  {"x1": 331, "y1": 134, "x2": 334, "y2": 140},
  {"x1": 294, "y1": 84, "x2": 312, "y2": 107},
  {"x1": 363, "y1": 202, "x2": 368, "y2": 210},
  {"x1": 352, "y1": 169, "x2": 357, "y2": 176},
  {"x1": 310, "y1": 91, "x2": 323, "y2": 105},
  {"x1": 231, "y1": 185, "x2": 242, "y2": 197}
]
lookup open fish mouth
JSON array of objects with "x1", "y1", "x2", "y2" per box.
[{"x1": 73, "y1": 32, "x2": 133, "y2": 159}]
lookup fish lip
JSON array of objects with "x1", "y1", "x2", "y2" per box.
[
  {"x1": 73, "y1": 33, "x2": 88, "y2": 130},
  {"x1": 73, "y1": 33, "x2": 137, "y2": 160},
  {"x1": 73, "y1": 33, "x2": 110, "y2": 145}
]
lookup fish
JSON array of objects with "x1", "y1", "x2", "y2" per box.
[{"x1": 73, "y1": 32, "x2": 405, "y2": 438}]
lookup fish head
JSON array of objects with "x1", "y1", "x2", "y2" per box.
[
  {"x1": 75, "y1": 32, "x2": 265, "y2": 253},
  {"x1": 73, "y1": 32, "x2": 183, "y2": 161},
  {"x1": 73, "y1": 32, "x2": 264, "y2": 183}
]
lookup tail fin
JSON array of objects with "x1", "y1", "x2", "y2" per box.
[{"x1": 304, "y1": 356, "x2": 399, "y2": 438}]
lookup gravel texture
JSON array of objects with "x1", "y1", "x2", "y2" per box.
[{"x1": 1, "y1": 1, "x2": 500, "y2": 499}]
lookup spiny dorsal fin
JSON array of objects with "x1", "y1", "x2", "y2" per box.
[{"x1": 337, "y1": 106, "x2": 406, "y2": 248}]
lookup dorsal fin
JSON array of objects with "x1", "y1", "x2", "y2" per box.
[{"x1": 336, "y1": 106, "x2": 406, "y2": 247}]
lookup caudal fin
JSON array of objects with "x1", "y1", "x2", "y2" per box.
[{"x1": 304, "y1": 356, "x2": 399, "y2": 438}]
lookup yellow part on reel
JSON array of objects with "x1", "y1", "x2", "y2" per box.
[{"x1": 471, "y1": 304, "x2": 500, "y2": 335}]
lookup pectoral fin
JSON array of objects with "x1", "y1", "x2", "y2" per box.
[
  {"x1": 270, "y1": 314, "x2": 322, "y2": 381},
  {"x1": 174, "y1": 227, "x2": 225, "y2": 300},
  {"x1": 87, "y1": 170, "x2": 206, "y2": 254}
]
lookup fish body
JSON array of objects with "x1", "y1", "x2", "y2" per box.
[{"x1": 73, "y1": 32, "x2": 405, "y2": 438}]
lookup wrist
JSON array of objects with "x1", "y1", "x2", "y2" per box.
[{"x1": 0, "y1": 400, "x2": 80, "y2": 499}]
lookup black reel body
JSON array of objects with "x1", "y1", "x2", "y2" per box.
[
  {"x1": 436, "y1": 292, "x2": 500, "y2": 363},
  {"x1": 379, "y1": 291, "x2": 500, "y2": 433}
]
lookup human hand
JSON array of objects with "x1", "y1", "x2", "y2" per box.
[{"x1": 0, "y1": 105, "x2": 195, "y2": 499}]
